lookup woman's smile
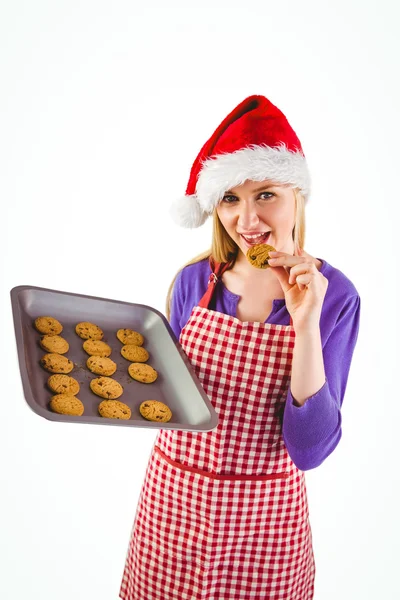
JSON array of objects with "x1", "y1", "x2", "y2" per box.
[{"x1": 239, "y1": 231, "x2": 271, "y2": 247}]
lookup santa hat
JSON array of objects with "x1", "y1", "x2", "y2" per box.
[{"x1": 170, "y1": 94, "x2": 311, "y2": 228}]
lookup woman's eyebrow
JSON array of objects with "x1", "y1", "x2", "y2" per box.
[{"x1": 225, "y1": 185, "x2": 276, "y2": 195}]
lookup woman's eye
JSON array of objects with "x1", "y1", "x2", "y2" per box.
[
  {"x1": 221, "y1": 192, "x2": 275, "y2": 204},
  {"x1": 221, "y1": 195, "x2": 238, "y2": 204}
]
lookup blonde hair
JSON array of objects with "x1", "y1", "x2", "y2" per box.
[{"x1": 165, "y1": 188, "x2": 306, "y2": 320}]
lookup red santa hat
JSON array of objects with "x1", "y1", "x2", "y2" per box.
[{"x1": 170, "y1": 94, "x2": 311, "y2": 228}]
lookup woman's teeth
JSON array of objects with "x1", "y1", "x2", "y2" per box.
[{"x1": 242, "y1": 232, "x2": 270, "y2": 245}]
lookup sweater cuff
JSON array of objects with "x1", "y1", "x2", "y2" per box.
[{"x1": 283, "y1": 379, "x2": 340, "y2": 450}]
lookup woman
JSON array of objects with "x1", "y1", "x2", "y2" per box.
[{"x1": 120, "y1": 95, "x2": 360, "y2": 599}]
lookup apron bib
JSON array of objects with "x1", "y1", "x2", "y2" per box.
[{"x1": 120, "y1": 262, "x2": 315, "y2": 599}]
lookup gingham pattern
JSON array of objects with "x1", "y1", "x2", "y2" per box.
[
  {"x1": 120, "y1": 302, "x2": 315, "y2": 599},
  {"x1": 156, "y1": 308, "x2": 296, "y2": 477}
]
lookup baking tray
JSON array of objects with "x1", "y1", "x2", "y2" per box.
[{"x1": 10, "y1": 285, "x2": 219, "y2": 431}]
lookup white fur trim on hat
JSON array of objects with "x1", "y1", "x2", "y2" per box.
[
  {"x1": 197, "y1": 144, "x2": 310, "y2": 214},
  {"x1": 169, "y1": 194, "x2": 209, "y2": 229}
]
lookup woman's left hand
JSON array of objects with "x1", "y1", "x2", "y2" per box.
[{"x1": 267, "y1": 249, "x2": 329, "y2": 332}]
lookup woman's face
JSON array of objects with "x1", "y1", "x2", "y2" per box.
[{"x1": 216, "y1": 179, "x2": 296, "y2": 260}]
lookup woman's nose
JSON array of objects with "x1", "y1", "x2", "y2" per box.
[{"x1": 237, "y1": 202, "x2": 259, "y2": 229}]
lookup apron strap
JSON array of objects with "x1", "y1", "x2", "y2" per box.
[
  {"x1": 198, "y1": 260, "x2": 233, "y2": 309},
  {"x1": 198, "y1": 257, "x2": 294, "y2": 327}
]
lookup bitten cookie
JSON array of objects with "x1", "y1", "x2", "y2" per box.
[
  {"x1": 128, "y1": 363, "x2": 158, "y2": 383},
  {"x1": 116, "y1": 329, "x2": 144, "y2": 346},
  {"x1": 50, "y1": 394, "x2": 84, "y2": 416},
  {"x1": 40, "y1": 353, "x2": 74, "y2": 374},
  {"x1": 39, "y1": 335, "x2": 69, "y2": 354},
  {"x1": 121, "y1": 344, "x2": 149, "y2": 363},
  {"x1": 86, "y1": 356, "x2": 117, "y2": 376},
  {"x1": 34, "y1": 316, "x2": 63, "y2": 335},
  {"x1": 246, "y1": 244, "x2": 277, "y2": 269},
  {"x1": 83, "y1": 340, "x2": 112, "y2": 357},
  {"x1": 139, "y1": 400, "x2": 172, "y2": 422},
  {"x1": 75, "y1": 322, "x2": 104, "y2": 340},
  {"x1": 98, "y1": 400, "x2": 131, "y2": 420},
  {"x1": 47, "y1": 374, "x2": 80, "y2": 395},
  {"x1": 89, "y1": 377, "x2": 123, "y2": 399}
]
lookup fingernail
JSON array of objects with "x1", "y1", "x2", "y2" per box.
[
  {"x1": 268, "y1": 258, "x2": 277, "y2": 264},
  {"x1": 268, "y1": 251, "x2": 278, "y2": 256}
]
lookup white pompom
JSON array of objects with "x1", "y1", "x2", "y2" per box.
[{"x1": 169, "y1": 194, "x2": 209, "y2": 229}]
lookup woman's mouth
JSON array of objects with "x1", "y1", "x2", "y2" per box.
[{"x1": 240, "y1": 231, "x2": 271, "y2": 247}]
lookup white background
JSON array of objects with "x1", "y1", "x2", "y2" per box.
[{"x1": 1, "y1": 1, "x2": 399, "y2": 598}]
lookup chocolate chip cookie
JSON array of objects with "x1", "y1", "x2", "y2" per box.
[
  {"x1": 116, "y1": 329, "x2": 144, "y2": 346},
  {"x1": 89, "y1": 376, "x2": 123, "y2": 399},
  {"x1": 75, "y1": 322, "x2": 104, "y2": 340},
  {"x1": 34, "y1": 316, "x2": 63, "y2": 335},
  {"x1": 139, "y1": 400, "x2": 172, "y2": 422},
  {"x1": 246, "y1": 243, "x2": 276, "y2": 269},
  {"x1": 47, "y1": 374, "x2": 80, "y2": 395},
  {"x1": 40, "y1": 353, "x2": 74, "y2": 374},
  {"x1": 86, "y1": 356, "x2": 117, "y2": 376},
  {"x1": 50, "y1": 394, "x2": 84, "y2": 416},
  {"x1": 83, "y1": 340, "x2": 112, "y2": 357},
  {"x1": 39, "y1": 334, "x2": 69, "y2": 354},
  {"x1": 121, "y1": 344, "x2": 149, "y2": 363},
  {"x1": 128, "y1": 363, "x2": 158, "y2": 383},
  {"x1": 98, "y1": 400, "x2": 131, "y2": 420}
]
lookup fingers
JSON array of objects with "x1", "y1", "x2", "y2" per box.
[
  {"x1": 268, "y1": 254, "x2": 317, "y2": 291},
  {"x1": 268, "y1": 252, "x2": 315, "y2": 269},
  {"x1": 287, "y1": 263, "x2": 317, "y2": 285},
  {"x1": 268, "y1": 264, "x2": 292, "y2": 293},
  {"x1": 267, "y1": 251, "x2": 328, "y2": 299}
]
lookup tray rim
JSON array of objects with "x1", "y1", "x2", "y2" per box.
[{"x1": 10, "y1": 284, "x2": 219, "y2": 431}]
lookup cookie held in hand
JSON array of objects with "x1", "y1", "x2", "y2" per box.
[{"x1": 246, "y1": 244, "x2": 276, "y2": 269}]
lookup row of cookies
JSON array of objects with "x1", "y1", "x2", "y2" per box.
[
  {"x1": 75, "y1": 322, "x2": 136, "y2": 420},
  {"x1": 114, "y1": 328, "x2": 172, "y2": 421},
  {"x1": 115, "y1": 327, "x2": 159, "y2": 384},
  {"x1": 34, "y1": 316, "x2": 88, "y2": 416},
  {"x1": 75, "y1": 320, "x2": 133, "y2": 418},
  {"x1": 34, "y1": 318, "x2": 88, "y2": 415}
]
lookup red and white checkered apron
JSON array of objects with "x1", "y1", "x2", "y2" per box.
[{"x1": 120, "y1": 262, "x2": 315, "y2": 599}]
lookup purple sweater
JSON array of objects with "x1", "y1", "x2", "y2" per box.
[{"x1": 170, "y1": 257, "x2": 361, "y2": 471}]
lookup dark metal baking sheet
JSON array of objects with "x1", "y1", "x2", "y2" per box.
[{"x1": 10, "y1": 285, "x2": 219, "y2": 431}]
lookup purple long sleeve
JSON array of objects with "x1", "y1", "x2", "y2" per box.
[{"x1": 169, "y1": 257, "x2": 361, "y2": 471}]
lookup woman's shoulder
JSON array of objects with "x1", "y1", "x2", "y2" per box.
[
  {"x1": 174, "y1": 258, "x2": 211, "y2": 298},
  {"x1": 318, "y1": 256, "x2": 360, "y2": 300},
  {"x1": 178, "y1": 258, "x2": 211, "y2": 282}
]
